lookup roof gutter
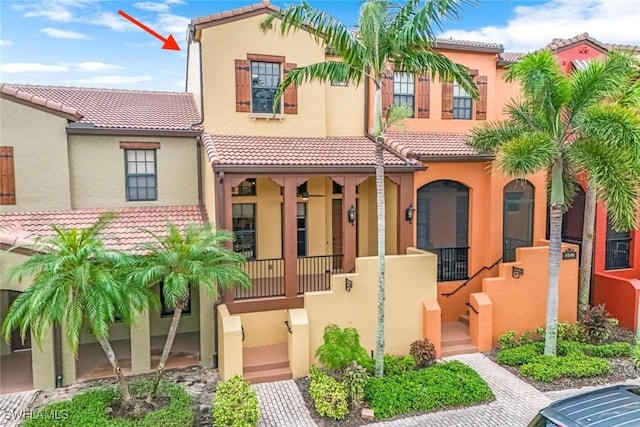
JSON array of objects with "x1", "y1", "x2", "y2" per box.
[
  {"x1": 417, "y1": 155, "x2": 494, "y2": 162},
  {"x1": 212, "y1": 164, "x2": 425, "y2": 173},
  {"x1": 66, "y1": 126, "x2": 202, "y2": 137}
]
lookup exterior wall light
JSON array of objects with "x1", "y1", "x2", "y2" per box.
[
  {"x1": 405, "y1": 203, "x2": 415, "y2": 224},
  {"x1": 345, "y1": 278, "x2": 353, "y2": 292},
  {"x1": 347, "y1": 205, "x2": 357, "y2": 225}
]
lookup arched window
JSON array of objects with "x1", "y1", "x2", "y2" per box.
[
  {"x1": 503, "y1": 180, "x2": 534, "y2": 262},
  {"x1": 417, "y1": 180, "x2": 469, "y2": 281}
]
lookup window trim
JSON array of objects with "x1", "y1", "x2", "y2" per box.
[
  {"x1": 250, "y1": 60, "x2": 282, "y2": 114},
  {"x1": 124, "y1": 148, "x2": 158, "y2": 202},
  {"x1": 452, "y1": 82, "x2": 473, "y2": 120},
  {"x1": 393, "y1": 71, "x2": 415, "y2": 116}
]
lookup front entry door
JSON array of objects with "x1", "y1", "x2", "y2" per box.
[
  {"x1": 332, "y1": 199, "x2": 343, "y2": 269},
  {"x1": 8, "y1": 291, "x2": 30, "y2": 351}
]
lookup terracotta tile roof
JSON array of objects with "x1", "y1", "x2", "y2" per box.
[
  {"x1": 606, "y1": 43, "x2": 640, "y2": 53},
  {"x1": 202, "y1": 133, "x2": 420, "y2": 167},
  {"x1": 498, "y1": 52, "x2": 525, "y2": 64},
  {"x1": 1, "y1": 84, "x2": 83, "y2": 121},
  {"x1": 3, "y1": 84, "x2": 201, "y2": 131},
  {"x1": 435, "y1": 38, "x2": 504, "y2": 53},
  {"x1": 0, "y1": 206, "x2": 205, "y2": 252},
  {"x1": 192, "y1": 0, "x2": 279, "y2": 28},
  {"x1": 384, "y1": 132, "x2": 490, "y2": 159}
]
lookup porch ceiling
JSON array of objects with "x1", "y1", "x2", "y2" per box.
[{"x1": 203, "y1": 133, "x2": 423, "y2": 171}]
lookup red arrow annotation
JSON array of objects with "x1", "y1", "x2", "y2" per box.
[{"x1": 118, "y1": 10, "x2": 180, "y2": 51}]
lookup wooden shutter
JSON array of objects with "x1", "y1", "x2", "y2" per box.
[
  {"x1": 235, "y1": 59, "x2": 251, "y2": 112},
  {"x1": 283, "y1": 63, "x2": 298, "y2": 114},
  {"x1": 381, "y1": 65, "x2": 394, "y2": 117},
  {"x1": 441, "y1": 80, "x2": 453, "y2": 119},
  {"x1": 0, "y1": 146, "x2": 16, "y2": 205},
  {"x1": 415, "y1": 74, "x2": 430, "y2": 118},
  {"x1": 475, "y1": 75, "x2": 488, "y2": 121}
]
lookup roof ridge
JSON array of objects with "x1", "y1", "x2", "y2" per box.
[
  {"x1": 5, "y1": 82, "x2": 191, "y2": 95},
  {"x1": 1, "y1": 84, "x2": 83, "y2": 120}
]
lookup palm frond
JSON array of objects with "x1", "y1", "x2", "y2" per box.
[
  {"x1": 495, "y1": 132, "x2": 557, "y2": 177},
  {"x1": 468, "y1": 120, "x2": 523, "y2": 154}
]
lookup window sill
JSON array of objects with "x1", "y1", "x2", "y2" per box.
[{"x1": 250, "y1": 113, "x2": 285, "y2": 122}]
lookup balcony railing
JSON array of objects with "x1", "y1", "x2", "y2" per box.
[
  {"x1": 427, "y1": 247, "x2": 469, "y2": 282},
  {"x1": 605, "y1": 238, "x2": 631, "y2": 270},
  {"x1": 235, "y1": 254, "x2": 344, "y2": 300}
]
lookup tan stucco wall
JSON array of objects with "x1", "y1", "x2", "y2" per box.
[
  {"x1": 305, "y1": 249, "x2": 437, "y2": 362},
  {"x1": 186, "y1": 40, "x2": 203, "y2": 117},
  {"x1": 0, "y1": 251, "x2": 32, "y2": 293},
  {"x1": 202, "y1": 152, "x2": 216, "y2": 226},
  {"x1": 0, "y1": 98, "x2": 72, "y2": 211},
  {"x1": 199, "y1": 14, "x2": 329, "y2": 137},
  {"x1": 0, "y1": 291, "x2": 12, "y2": 355},
  {"x1": 217, "y1": 304, "x2": 243, "y2": 380},
  {"x1": 239, "y1": 309, "x2": 288, "y2": 347},
  {"x1": 67, "y1": 134, "x2": 198, "y2": 208},
  {"x1": 324, "y1": 55, "x2": 365, "y2": 136}
]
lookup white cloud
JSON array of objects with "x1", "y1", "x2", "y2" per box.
[
  {"x1": 440, "y1": 0, "x2": 640, "y2": 53},
  {"x1": 23, "y1": 5, "x2": 75, "y2": 22},
  {"x1": 67, "y1": 62, "x2": 125, "y2": 72},
  {"x1": 0, "y1": 39, "x2": 14, "y2": 46},
  {"x1": 176, "y1": 79, "x2": 185, "y2": 87},
  {"x1": 134, "y1": 2, "x2": 171, "y2": 13},
  {"x1": 0, "y1": 63, "x2": 69, "y2": 73},
  {"x1": 70, "y1": 75, "x2": 153, "y2": 84},
  {"x1": 41, "y1": 27, "x2": 91, "y2": 39},
  {"x1": 155, "y1": 13, "x2": 190, "y2": 36},
  {"x1": 88, "y1": 12, "x2": 134, "y2": 32}
]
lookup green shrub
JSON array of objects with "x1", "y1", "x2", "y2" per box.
[
  {"x1": 316, "y1": 324, "x2": 369, "y2": 372},
  {"x1": 579, "y1": 304, "x2": 616, "y2": 344},
  {"x1": 362, "y1": 354, "x2": 416, "y2": 376},
  {"x1": 365, "y1": 361, "x2": 494, "y2": 419},
  {"x1": 519, "y1": 353, "x2": 611, "y2": 382},
  {"x1": 309, "y1": 366, "x2": 349, "y2": 420},
  {"x1": 212, "y1": 375, "x2": 260, "y2": 427},
  {"x1": 341, "y1": 361, "x2": 369, "y2": 409},
  {"x1": 632, "y1": 342, "x2": 640, "y2": 370},
  {"x1": 498, "y1": 330, "x2": 518, "y2": 349},
  {"x1": 536, "y1": 322, "x2": 584, "y2": 342},
  {"x1": 580, "y1": 342, "x2": 632, "y2": 358},
  {"x1": 23, "y1": 381, "x2": 192, "y2": 427},
  {"x1": 409, "y1": 338, "x2": 437, "y2": 368},
  {"x1": 496, "y1": 343, "x2": 544, "y2": 365}
]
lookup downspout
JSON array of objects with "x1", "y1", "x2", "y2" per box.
[
  {"x1": 364, "y1": 72, "x2": 370, "y2": 136},
  {"x1": 213, "y1": 171, "x2": 226, "y2": 369},
  {"x1": 54, "y1": 325, "x2": 63, "y2": 387}
]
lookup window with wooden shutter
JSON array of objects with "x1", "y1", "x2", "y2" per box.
[
  {"x1": 283, "y1": 62, "x2": 298, "y2": 114},
  {"x1": 381, "y1": 68, "x2": 394, "y2": 117},
  {"x1": 441, "y1": 80, "x2": 453, "y2": 119},
  {"x1": 475, "y1": 75, "x2": 488, "y2": 120},
  {"x1": 0, "y1": 146, "x2": 16, "y2": 205},
  {"x1": 415, "y1": 74, "x2": 430, "y2": 118},
  {"x1": 235, "y1": 59, "x2": 251, "y2": 112}
]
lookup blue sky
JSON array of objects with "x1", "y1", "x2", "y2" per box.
[{"x1": 1, "y1": 0, "x2": 639, "y2": 91}]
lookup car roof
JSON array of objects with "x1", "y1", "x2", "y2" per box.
[{"x1": 540, "y1": 385, "x2": 640, "y2": 426}]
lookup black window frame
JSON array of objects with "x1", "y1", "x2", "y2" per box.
[
  {"x1": 233, "y1": 203, "x2": 257, "y2": 260},
  {"x1": 125, "y1": 149, "x2": 157, "y2": 201},
  {"x1": 297, "y1": 202, "x2": 307, "y2": 257},
  {"x1": 393, "y1": 71, "x2": 415, "y2": 116},
  {"x1": 453, "y1": 82, "x2": 473, "y2": 120},
  {"x1": 251, "y1": 61, "x2": 281, "y2": 114}
]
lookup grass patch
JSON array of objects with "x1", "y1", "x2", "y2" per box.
[
  {"x1": 365, "y1": 360, "x2": 494, "y2": 419},
  {"x1": 23, "y1": 381, "x2": 192, "y2": 427}
]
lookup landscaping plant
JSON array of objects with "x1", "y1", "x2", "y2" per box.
[
  {"x1": 212, "y1": 375, "x2": 260, "y2": 427},
  {"x1": 579, "y1": 304, "x2": 616, "y2": 345},
  {"x1": 316, "y1": 324, "x2": 369, "y2": 373},
  {"x1": 409, "y1": 338, "x2": 437, "y2": 368},
  {"x1": 341, "y1": 361, "x2": 370, "y2": 410},
  {"x1": 309, "y1": 366, "x2": 349, "y2": 420}
]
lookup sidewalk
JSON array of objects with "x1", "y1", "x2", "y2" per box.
[{"x1": 0, "y1": 390, "x2": 38, "y2": 427}]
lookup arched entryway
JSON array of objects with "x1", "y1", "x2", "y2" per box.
[
  {"x1": 417, "y1": 180, "x2": 469, "y2": 281},
  {"x1": 503, "y1": 180, "x2": 534, "y2": 262},
  {"x1": 0, "y1": 290, "x2": 33, "y2": 393}
]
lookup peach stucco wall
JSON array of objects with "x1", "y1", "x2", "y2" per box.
[
  {"x1": 304, "y1": 248, "x2": 438, "y2": 362},
  {"x1": 480, "y1": 243, "x2": 579, "y2": 346}
]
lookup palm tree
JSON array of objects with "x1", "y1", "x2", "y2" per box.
[
  {"x1": 1, "y1": 214, "x2": 157, "y2": 403},
  {"x1": 469, "y1": 50, "x2": 640, "y2": 356},
  {"x1": 266, "y1": 0, "x2": 477, "y2": 377},
  {"x1": 133, "y1": 222, "x2": 251, "y2": 402}
]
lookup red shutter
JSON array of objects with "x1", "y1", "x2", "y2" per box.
[
  {"x1": 381, "y1": 65, "x2": 394, "y2": 117},
  {"x1": 235, "y1": 59, "x2": 251, "y2": 112},
  {"x1": 415, "y1": 74, "x2": 430, "y2": 118},
  {"x1": 441, "y1": 80, "x2": 453, "y2": 120},
  {"x1": 283, "y1": 62, "x2": 298, "y2": 114},
  {"x1": 475, "y1": 75, "x2": 488, "y2": 121},
  {"x1": 0, "y1": 146, "x2": 16, "y2": 205}
]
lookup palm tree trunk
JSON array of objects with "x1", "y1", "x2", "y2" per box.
[
  {"x1": 374, "y1": 136, "x2": 386, "y2": 378},
  {"x1": 578, "y1": 181, "x2": 596, "y2": 317},
  {"x1": 147, "y1": 304, "x2": 183, "y2": 403},
  {"x1": 97, "y1": 337, "x2": 132, "y2": 401},
  {"x1": 545, "y1": 203, "x2": 563, "y2": 356}
]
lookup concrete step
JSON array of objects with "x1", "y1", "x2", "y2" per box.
[
  {"x1": 244, "y1": 366, "x2": 293, "y2": 384},
  {"x1": 459, "y1": 313, "x2": 470, "y2": 325},
  {"x1": 243, "y1": 343, "x2": 289, "y2": 373},
  {"x1": 441, "y1": 343, "x2": 478, "y2": 357}
]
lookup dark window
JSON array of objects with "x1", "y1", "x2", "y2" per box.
[
  {"x1": 297, "y1": 182, "x2": 307, "y2": 197},
  {"x1": 159, "y1": 282, "x2": 191, "y2": 317},
  {"x1": 332, "y1": 181, "x2": 343, "y2": 194},
  {"x1": 453, "y1": 83, "x2": 472, "y2": 120},
  {"x1": 605, "y1": 215, "x2": 631, "y2": 270},
  {"x1": 297, "y1": 202, "x2": 307, "y2": 256},
  {"x1": 251, "y1": 61, "x2": 280, "y2": 113},
  {"x1": 233, "y1": 178, "x2": 256, "y2": 196},
  {"x1": 503, "y1": 180, "x2": 534, "y2": 262},
  {"x1": 125, "y1": 149, "x2": 157, "y2": 201},
  {"x1": 233, "y1": 203, "x2": 256, "y2": 260},
  {"x1": 393, "y1": 71, "x2": 414, "y2": 116}
]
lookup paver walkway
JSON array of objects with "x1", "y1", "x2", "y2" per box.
[
  {"x1": 0, "y1": 390, "x2": 38, "y2": 427},
  {"x1": 253, "y1": 379, "x2": 318, "y2": 427}
]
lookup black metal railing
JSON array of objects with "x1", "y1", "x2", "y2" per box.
[
  {"x1": 605, "y1": 238, "x2": 631, "y2": 270},
  {"x1": 428, "y1": 247, "x2": 469, "y2": 282},
  {"x1": 298, "y1": 254, "x2": 344, "y2": 294},
  {"x1": 503, "y1": 237, "x2": 531, "y2": 263},
  {"x1": 442, "y1": 256, "x2": 502, "y2": 297},
  {"x1": 235, "y1": 258, "x2": 285, "y2": 299}
]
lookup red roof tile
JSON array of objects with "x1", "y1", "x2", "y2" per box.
[
  {"x1": 384, "y1": 132, "x2": 490, "y2": 159},
  {"x1": 202, "y1": 133, "x2": 420, "y2": 167},
  {"x1": 544, "y1": 33, "x2": 639, "y2": 54},
  {"x1": 192, "y1": 0, "x2": 278, "y2": 28},
  {"x1": 3, "y1": 84, "x2": 201, "y2": 131},
  {"x1": 0, "y1": 206, "x2": 205, "y2": 252},
  {"x1": 1, "y1": 84, "x2": 83, "y2": 121}
]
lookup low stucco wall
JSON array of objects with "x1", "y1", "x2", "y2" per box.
[
  {"x1": 304, "y1": 248, "x2": 437, "y2": 363},
  {"x1": 239, "y1": 309, "x2": 288, "y2": 348},
  {"x1": 593, "y1": 273, "x2": 640, "y2": 331},
  {"x1": 481, "y1": 243, "x2": 579, "y2": 346}
]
